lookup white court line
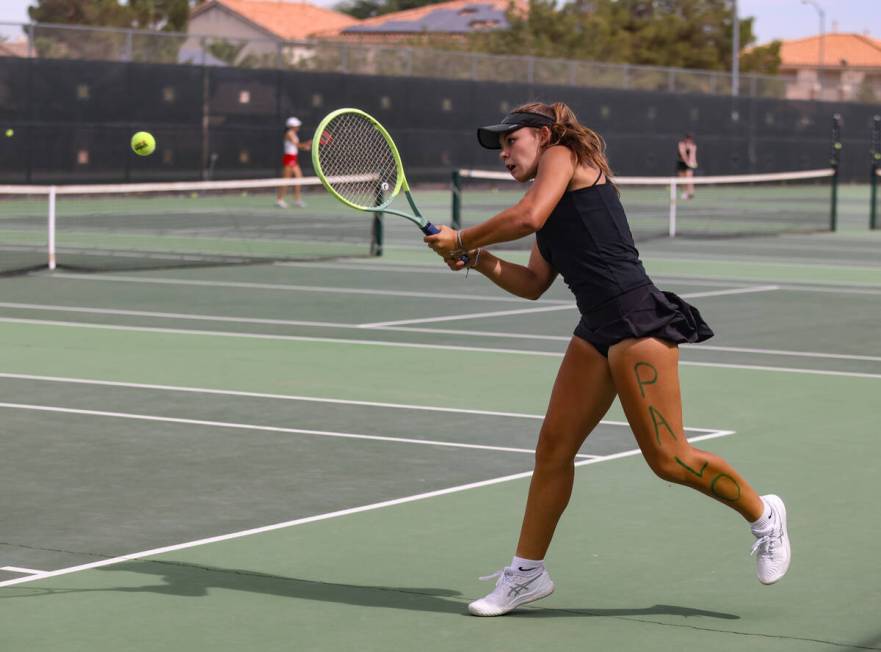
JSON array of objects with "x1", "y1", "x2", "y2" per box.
[
  {"x1": 0, "y1": 430, "x2": 733, "y2": 588},
  {"x1": 0, "y1": 372, "x2": 723, "y2": 434},
  {"x1": 4, "y1": 302, "x2": 878, "y2": 363},
  {"x1": 647, "y1": 256, "x2": 881, "y2": 273},
  {"x1": 0, "y1": 402, "x2": 594, "y2": 459},
  {"x1": 357, "y1": 285, "x2": 779, "y2": 328},
  {"x1": 48, "y1": 273, "x2": 568, "y2": 305},
  {"x1": 4, "y1": 302, "x2": 880, "y2": 363},
  {"x1": 359, "y1": 302, "x2": 577, "y2": 328},
  {"x1": 677, "y1": 285, "x2": 779, "y2": 299},
  {"x1": 0, "y1": 567, "x2": 44, "y2": 575},
  {"x1": 0, "y1": 318, "x2": 879, "y2": 379}
]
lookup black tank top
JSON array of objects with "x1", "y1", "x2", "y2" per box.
[{"x1": 535, "y1": 181, "x2": 652, "y2": 315}]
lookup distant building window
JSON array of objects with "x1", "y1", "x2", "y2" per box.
[
  {"x1": 162, "y1": 87, "x2": 176, "y2": 103},
  {"x1": 238, "y1": 90, "x2": 251, "y2": 105},
  {"x1": 469, "y1": 20, "x2": 499, "y2": 29},
  {"x1": 76, "y1": 84, "x2": 89, "y2": 100},
  {"x1": 76, "y1": 149, "x2": 89, "y2": 165},
  {"x1": 458, "y1": 7, "x2": 478, "y2": 14}
]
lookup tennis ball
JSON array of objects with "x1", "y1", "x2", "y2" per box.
[
  {"x1": 381, "y1": 182, "x2": 390, "y2": 191},
  {"x1": 131, "y1": 131, "x2": 156, "y2": 156},
  {"x1": 4, "y1": 128, "x2": 13, "y2": 138}
]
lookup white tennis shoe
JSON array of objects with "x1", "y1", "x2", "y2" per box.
[
  {"x1": 751, "y1": 494, "x2": 791, "y2": 584},
  {"x1": 468, "y1": 566, "x2": 555, "y2": 616},
  {"x1": 275, "y1": 199, "x2": 289, "y2": 208}
]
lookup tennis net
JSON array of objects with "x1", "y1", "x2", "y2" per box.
[
  {"x1": 872, "y1": 166, "x2": 880, "y2": 230},
  {"x1": 0, "y1": 176, "x2": 380, "y2": 274},
  {"x1": 452, "y1": 168, "x2": 836, "y2": 243}
]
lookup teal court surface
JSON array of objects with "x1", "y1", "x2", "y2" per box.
[{"x1": 1, "y1": 220, "x2": 880, "y2": 651}]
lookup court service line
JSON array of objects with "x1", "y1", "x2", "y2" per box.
[
  {"x1": 279, "y1": 260, "x2": 881, "y2": 293},
  {"x1": 0, "y1": 402, "x2": 596, "y2": 459},
  {"x1": 0, "y1": 567, "x2": 44, "y2": 575},
  {"x1": 7, "y1": 302, "x2": 881, "y2": 364},
  {"x1": 5, "y1": 300, "x2": 881, "y2": 363},
  {"x1": 48, "y1": 273, "x2": 569, "y2": 305},
  {"x1": 359, "y1": 285, "x2": 779, "y2": 328},
  {"x1": 359, "y1": 302, "x2": 577, "y2": 328},
  {"x1": 0, "y1": 430, "x2": 732, "y2": 589},
  {"x1": 279, "y1": 259, "x2": 881, "y2": 289},
  {"x1": 1, "y1": 317, "x2": 880, "y2": 380},
  {"x1": 0, "y1": 372, "x2": 722, "y2": 434}
]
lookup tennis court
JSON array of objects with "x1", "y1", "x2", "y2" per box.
[{"x1": 1, "y1": 184, "x2": 879, "y2": 650}]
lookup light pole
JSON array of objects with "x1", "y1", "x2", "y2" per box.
[
  {"x1": 801, "y1": 0, "x2": 826, "y2": 67},
  {"x1": 732, "y1": 0, "x2": 739, "y2": 97}
]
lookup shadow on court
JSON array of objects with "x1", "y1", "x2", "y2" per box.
[{"x1": 0, "y1": 560, "x2": 740, "y2": 622}]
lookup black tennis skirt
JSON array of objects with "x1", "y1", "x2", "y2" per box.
[{"x1": 573, "y1": 283, "x2": 714, "y2": 357}]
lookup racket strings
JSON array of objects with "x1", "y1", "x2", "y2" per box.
[{"x1": 317, "y1": 113, "x2": 398, "y2": 210}]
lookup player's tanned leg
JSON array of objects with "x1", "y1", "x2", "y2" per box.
[
  {"x1": 515, "y1": 337, "x2": 617, "y2": 559},
  {"x1": 608, "y1": 337, "x2": 763, "y2": 521}
]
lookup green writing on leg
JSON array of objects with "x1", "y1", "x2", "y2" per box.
[
  {"x1": 649, "y1": 405, "x2": 677, "y2": 445},
  {"x1": 710, "y1": 473, "x2": 742, "y2": 502},
  {"x1": 633, "y1": 362, "x2": 658, "y2": 399},
  {"x1": 675, "y1": 456, "x2": 708, "y2": 478}
]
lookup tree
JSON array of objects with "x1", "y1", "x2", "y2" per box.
[
  {"x1": 740, "y1": 40, "x2": 782, "y2": 75},
  {"x1": 28, "y1": 0, "x2": 190, "y2": 32},
  {"x1": 466, "y1": 0, "x2": 781, "y2": 74},
  {"x1": 28, "y1": 0, "x2": 192, "y2": 61},
  {"x1": 335, "y1": 0, "x2": 451, "y2": 19}
]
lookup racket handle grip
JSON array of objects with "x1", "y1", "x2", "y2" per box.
[{"x1": 422, "y1": 222, "x2": 469, "y2": 265}]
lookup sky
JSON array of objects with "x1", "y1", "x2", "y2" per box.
[{"x1": 0, "y1": 0, "x2": 876, "y2": 44}]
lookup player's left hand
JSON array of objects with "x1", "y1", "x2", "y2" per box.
[{"x1": 424, "y1": 224, "x2": 463, "y2": 258}]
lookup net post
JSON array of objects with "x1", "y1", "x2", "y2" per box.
[
  {"x1": 668, "y1": 180, "x2": 678, "y2": 238},
  {"x1": 47, "y1": 186, "x2": 57, "y2": 270},
  {"x1": 371, "y1": 181, "x2": 384, "y2": 256},
  {"x1": 830, "y1": 113, "x2": 842, "y2": 232},
  {"x1": 451, "y1": 169, "x2": 462, "y2": 230},
  {"x1": 870, "y1": 115, "x2": 880, "y2": 230}
]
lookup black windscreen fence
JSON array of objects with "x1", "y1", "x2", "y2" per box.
[{"x1": 0, "y1": 56, "x2": 877, "y2": 184}]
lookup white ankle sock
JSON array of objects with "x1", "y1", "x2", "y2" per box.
[
  {"x1": 511, "y1": 555, "x2": 544, "y2": 574},
  {"x1": 750, "y1": 498, "x2": 774, "y2": 534}
]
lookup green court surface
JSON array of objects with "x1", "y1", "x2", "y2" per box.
[{"x1": 1, "y1": 226, "x2": 880, "y2": 651}]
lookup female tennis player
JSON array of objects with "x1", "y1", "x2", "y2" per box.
[
  {"x1": 424, "y1": 102, "x2": 790, "y2": 617},
  {"x1": 676, "y1": 133, "x2": 698, "y2": 199},
  {"x1": 276, "y1": 116, "x2": 312, "y2": 208}
]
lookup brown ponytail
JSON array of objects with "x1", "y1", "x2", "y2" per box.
[{"x1": 513, "y1": 101, "x2": 614, "y2": 184}]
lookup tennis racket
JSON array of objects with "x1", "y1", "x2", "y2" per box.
[{"x1": 311, "y1": 108, "x2": 442, "y2": 236}]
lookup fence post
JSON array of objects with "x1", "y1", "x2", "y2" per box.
[
  {"x1": 451, "y1": 170, "x2": 462, "y2": 229},
  {"x1": 830, "y1": 113, "x2": 842, "y2": 231},
  {"x1": 48, "y1": 186, "x2": 56, "y2": 270},
  {"x1": 870, "y1": 115, "x2": 880, "y2": 229}
]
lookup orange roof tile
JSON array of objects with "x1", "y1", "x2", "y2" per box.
[
  {"x1": 779, "y1": 32, "x2": 881, "y2": 68},
  {"x1": 0, "y1": 39, "x2": 30, "y2": 57},
  {"x1": 192, "y1": 0, "x2": 361, "y2": 40}
]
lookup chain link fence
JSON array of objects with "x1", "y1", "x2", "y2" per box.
[{"x1": 1, "y1": 20, "x2": 859, "y2": 102}]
